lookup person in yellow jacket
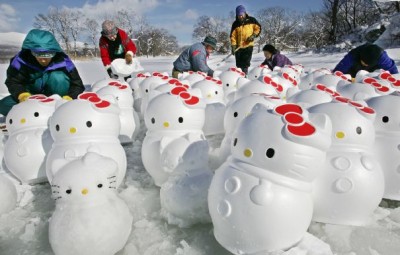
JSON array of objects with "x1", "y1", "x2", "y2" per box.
[{"x1": 230, "y1": 5, "x2": 261, "y2": 75}]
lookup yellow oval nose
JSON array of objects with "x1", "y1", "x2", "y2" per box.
[
  {"x1": 81, "y1": 188, "x2": 88, "y2": 195},
  {"x1": 207, "y1": 94, "x2": 212, "y2": 98},
  {"x1": 163, "y1": 122, "x2": 170, "y2": 128},
  {"x1": 69, "y1": 127, "x2": 77, "y2": 134},
  {"x1": 244, "y1": 148, "x2": 253, "y2": 158},
  {"x1": 336, "y1": 131, "x2": 345, "y2": 139},
  {"x1": 20, "y1": 118, "x2": 26, "y2": 124}
]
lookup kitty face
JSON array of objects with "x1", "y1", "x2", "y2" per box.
[
  {"x1": 144, "y1": 90, "x2": 205, "y2": 132},
  {"x1": 192, "y1": 79, "x2": 224, "y2": 104},
  {"x1": 366, "y1": 93, "x2": 400, "y2": 133},
  {"x1": 96, "y1": 84, "x2": 134, "y2": 109},
  {"x1": 50, "y1": 93, "x2": 120, "y2": 140},
  {"x1": 6, "y1": 95, "x2": 57, "y2": 134},
  {"x1": 51, "y1": 152, "x2": 118, "y2": 204}
]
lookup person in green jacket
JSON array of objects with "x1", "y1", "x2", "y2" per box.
[{"x1": 0, "y1": 29, "x2": 85, "y2": 116}]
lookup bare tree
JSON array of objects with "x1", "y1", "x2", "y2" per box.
[
  {"x1": 69, "y1": 10, "x2": 85, "y2": 58},
  {"x1": 85, "y1": 18, "x2": 100, "y2": 57},
  {"x1": 192, "y1": 15, "x2": 230, "y2": 53}
]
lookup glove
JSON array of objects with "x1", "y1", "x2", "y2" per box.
[
  {"x1": 231, "y1": 45, "x2": 237, "y2": 55},
  {"x1": 107, "y1": 68, "x2": 118, "y2": 79},
  {"x1": 246, "y1": 34, "x2": 256, "y2": 43},
  {"x1": 62, "y1": 95, "x2": 73, "y2": 101},
  {"x1": 18, "y1": 92, "x2": 32, "y2": 102}
]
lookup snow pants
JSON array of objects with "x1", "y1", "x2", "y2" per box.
[{"x1": 235, "y1": 46, "x2": 253, "y2": 74}]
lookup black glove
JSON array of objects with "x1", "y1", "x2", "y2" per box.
[
  {"x1": 231, "y1": 45, "x2": 237, "y2": 55},
  {"x1": 246, "y1": 34, "x2": 256, "y2": 43},
  {"x1": 107, "y1": 68, "x2": 118, "y2": 79}
]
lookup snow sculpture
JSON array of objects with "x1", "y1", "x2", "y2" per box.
[
  {"x1": 110, "y1": 58, "x2": 144, "y2": 78},
  {"x1": 91, "y1": 78, "x2": 122, "y2": 93},
  {"x1": 142, "y1": 86, "x2": 206, "y2": 186},
  {"x1": 209, "y1": 103, "x2": 332, "y2": 254},
  {"x1": 139, "y1": 72, "x2": 170, "y2": 114},
  {"x1": 366, "y1": 92, "x2": 400, "y2": 200},
  {"x1": 129, "y1": 72, "x2": 150, "y2": 112},
  {"x1": 312, "y1": 71, "x2": 350, "y2": 89},
  {"x1": 309, "y1": 96, "x2": 384, "y2": 226},
  {"x1": 4, "y1": 95, "x2": 58, "y2": 183},
  {"x1": 337, "y1": 76, "x2": 393, "y2": 101},
  {"x1": 180, "y1": 71, "x2": 206, "y2": 85},
  {"x1": 49, "y1": 152, "x2": 132, "y2": 255},
  {"x1": 298, "y1": 68, "x2": 332, "y2": 90},
  {"x1": 247, "y1": 64, "x2": 271, "y2": 80},
  {"x1": 46, "y1": 92, "x2": 126, "y2": 187},
  {"x1": 234, "y1": 77, "x2": 280, "y2": 101},
  {"x1": 0, "y1": 174, "x2": 17, "y2": 215},
  {"x1": 192, "y1": 77, "x2": 226, "y2": 136},
  {"x1": 160, "y1": 140, "x2": 213, "y2": 227},
  {"x1": 218, "y1": 68, "x2": 246, "y2": 103},
  {"x1": 287, "y1": 83, "x2": 339, "y2": 109},
  {"x1": 219, "y1": 93, "x2": 283, "y2": 164},
  {"x1": 97, "y1": 82, "x2": 139, "y2": 144}
]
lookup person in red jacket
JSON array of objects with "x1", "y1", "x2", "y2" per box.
[{"x1": 99, "y1": 20, "x2": 137, "y2": 78}]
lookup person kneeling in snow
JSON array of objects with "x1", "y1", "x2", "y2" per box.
[
  {"x1": 333, "y1": 43, "x2": 398, "y2": 78},
  {"x1": 99, "y1": 20, "x2": 137, "y2": 79},
  {"x1": 172, "y1": 36, "x2": 217, "y2": 78},
  {"x1": 0, "y1": 29, "x2": 85, "y2": 117},
  {"x1": 261, "y1": 44, "x2": 293, "y2": 70}
]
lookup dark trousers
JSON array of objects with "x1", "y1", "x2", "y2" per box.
[{"x1": 235, "y1": 46, "x2": 253, "y2": 74}]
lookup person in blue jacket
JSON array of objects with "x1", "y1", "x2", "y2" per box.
[
  {"x1": 0, "y1": 29, "x2": 85, "y2": 116},
  {"x1": 333, "y1": 43, "x2": 398, "y2": 78},
  {"x1": 172, "y1": 36, "x2": 217, "y2": 78}
]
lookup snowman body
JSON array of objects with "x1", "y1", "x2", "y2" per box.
[
  {"x1": 209, "y1": 103, "x2": 332, "y2": 254},
  {"x1": 4, "y1": 95, "x2": 57, "y2": 183},
  {"x1": 367, "y1": 93, "x2": 400, "y2": 200},
  {"x1": 309, "y1": 99, "x2": 384, "y2": 225},
  {"x1": 192, "y1": 79, "x2": 226, "y2": 136},
  {"x1": 218, "y1": 68, "x2": 246, "y2": 103},
  {"x1": 46, "y1": 93, "x2": 126, "y2": 187},
  {"x1": 247, "y1": 65, "x2": 271, "y2": 80},
  {"x1": 160, "y1": 140, "x2": 213, "y2": 227},
  {"x1": 96, "y1": 84, "x2": 138, "y2": 144},
  {"x1": 49, "y1": 152, "x2": 132, "y2": 255},
  {"x1": 142, "y1": 87, "x2": 206, "y2": 186}
]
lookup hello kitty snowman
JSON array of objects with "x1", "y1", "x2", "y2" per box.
[
  {"x1": 4, "y1": 95, "x2": 60, "y2": 183},
  {"x1": 141, "y1": 86, "x2": 207, "y2": 186},
  {"x1": 46, "y1": 92, "x2": 127, "y2": 187},
  {"x1": 49, "y1": 152, "x2": 132, "y2": 255},
  {"x1": 208, "y1": 103, "x2": 332, "y2": 254},
  {"x1": 309, "y1": 97, "x2": 384, "y2": 226}
]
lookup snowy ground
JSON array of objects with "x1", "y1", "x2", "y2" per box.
[{"x1": 0, "y1": 50, "x2": 400, "y2": 255}]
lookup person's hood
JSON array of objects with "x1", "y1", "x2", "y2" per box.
[{"x1": 22, "y1": 29, "x2": 63, "y2": 53}]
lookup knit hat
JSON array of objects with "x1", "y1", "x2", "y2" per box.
[
  {"x1": 359, "y1": 44, "x2": 383, "y2": 66},
  {"x1": 203, "y1": 36, "x2": 217, "y2": 49},
  {"x1": 236, "y1": 5, "x2": 246, "y2": 16},
  {"x1": 101, "y1": 20, "x2": 117, "y2": 36},
  {"x1": 262, "y1": 44, "x2": 278, "y2": 55}
]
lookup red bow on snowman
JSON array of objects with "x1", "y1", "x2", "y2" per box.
[
  {"x1": 274, "y1": 103, "x2": 316, "y2": 136},
  {"x1": 170, "y1": 86, "x2": 200, "y2": 106},
  {"x1": 78, "y1": 92, "x2": 111, "y2": 108}
]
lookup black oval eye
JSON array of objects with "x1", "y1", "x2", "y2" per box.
[
  {"x1": 233, "y1": 112, "x2": 238, "y2": 118},
  {"x1": 226, "y1": 83, "x2": 230, "y2": 87},
  {"x1": 34, "y1": 112, "x2": 39, "y2": 117},
  {"x1": 255, "y1": 75, "x2": 258, "y2": 78},
  {"x1": 215, "y1": 91, "x2": 218, "y2": 95},
  {"x1": 266, "y1": 148, "x2": 275, "y2": 158},
  {"x1": 66, "y1": 189, "x2": 72, "y2": 194},
  {"x1": 151, "y1": 117, "x2": 155, "y2": 124},
  {"x1": 55, "y1": 124, "x2": 60, "y2": 131},
  {"x1": 382, "y1": 116, "x2": 389, "y2": 123},
  {"x1": 86, "y1": 121, "x2": 92, "y2": 128},
  {"x1": 9, "y1": 119, "x2": 12, "y2": 125},
  {"x1": 233, "y1": 138, "x2": 238, "y2": 146},
  {"x1": 145, "y1": 89, "x2": 149, "y2": 93},
  {"x1": 178, "y1": 117, "x2": 183, "y2": 123},
  {"x1": 356, "y1": 126, "x2": 362, "y2": 134},
  {"x1": 97, "y1": 184, "x2": 103, "y2": 188}
]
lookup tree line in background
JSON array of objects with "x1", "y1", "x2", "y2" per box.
[{"x1": 33, "y1": 0, "x2": 400, "y2": 58}]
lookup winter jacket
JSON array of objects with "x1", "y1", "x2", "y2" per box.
[
  {"x1": 333, "y1": 44, "x2": 398, "y2": 78},
  {"x1": 261, "y1": 52, "x2": 293, "y2": 70},
  {"x1": 99, "y1": 28, "x2": 137, "y2": 68},
  {"x1": 173, "y1": 42, "x2": 214, "y2": 77},
  {"x1": 230, "y1": 15, "x2": 261, "y2": 49},
  {"x1": 5, "y1": 30, "x2": 84, "y2": 101}
]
